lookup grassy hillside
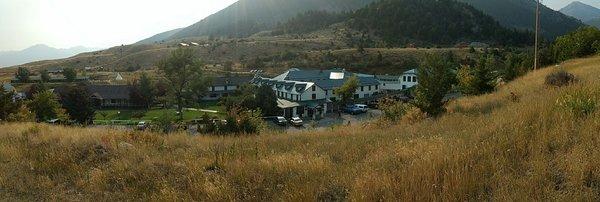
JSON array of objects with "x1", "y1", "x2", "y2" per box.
[{"x1": 2, "y1": 55, "x2": 600, "y2": 200}]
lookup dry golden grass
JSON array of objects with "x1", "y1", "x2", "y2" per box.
[{"x1": 2, "y1": 56, "x2": 600, "y2": 200}]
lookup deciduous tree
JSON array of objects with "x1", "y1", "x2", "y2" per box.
[
  {"x1": 334, "y1": 75, "x2": 359, "y2": 105},
  {"x1": 63, "y1": 67, "x2": 77, "y2": 82},
  {"x1": 58, "y1": 84, "x2": 95, "y2": 124},
  {"x1": 28, "y1": 90, "x2": 66, "y2": 122},
  {"x1": 157, "y1": 48, "x2": 209, "y2": 120},
  {"x1": 15, "y1": 67, "x2": 30, "y2": 83}
]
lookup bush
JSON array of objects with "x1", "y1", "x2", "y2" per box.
[
  {"x1": 131, "y1": 111, "x2": 146, "y2": 119},
  {"x1": 379, "y1": 98, "x2": 427, "y2": 123},
  {"x1": 545, "y1": 70, "x2": 577, "y2": 87},
  {"x1": 401, "y1": 107, "x2": 427, "y2": 124},
  {"x1": 200, "y1": 107, "x2": 264, "y2": 135},
  {"x1": 556, "y1": 87, "x2": 598, "y2": 118}
]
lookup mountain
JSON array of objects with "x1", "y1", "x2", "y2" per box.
[
  {"x1": 586, "y1": 18, "x2": 600, "y2": 29},
  {"x1": 0, "y1": 44, "x2": 98, "y2": 68},
  {"x1": 135, "y1": 28, "x2": 183, "y2": 45},
  {"x1": 163, "y1": 0, "x2": 377, "y2": 40},
  {"x1": 559, "y1": 1, "x2": 600, "y2": 22},
  {"x1": 458, "y1": 0, "x2": 584, "y2": 39},
  {"x1": 140, "y1": 0, "x2": 581, "y2": 44},
  {"x1": 350, "y1": 0, "x2": 532, "y2": 46}
]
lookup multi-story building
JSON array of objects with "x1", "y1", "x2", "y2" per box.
[
  {"x1": 253, "y1": 68, "x2": 380, "y2": 119},
  {"x1": 376, "y1": 69, "x2": 419, "y2": 91}
]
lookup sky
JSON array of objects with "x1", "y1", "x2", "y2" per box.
[
  {"x1": 0, "y1": 0, "x2": 237, "y2": 51},
  {"x1": 0, "y1": 0, "x2": 597, "y2": 51}
]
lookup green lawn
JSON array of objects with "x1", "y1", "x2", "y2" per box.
[{"x1": 94, "y1": 102, "x2": 226, "y2": 123}]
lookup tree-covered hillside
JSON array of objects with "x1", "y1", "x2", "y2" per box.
[
  {"x1": 168, "y1": 0, "x2": 376, "y2": 39},
  {"x1": 458, "y1": 0, "x2": 583, "y2": 39},
  {"x1": 271, "y1": 10, "x2": 349, "y2": 35},
  {"x1": 350, "y1": 0, "x2": 533, "y2": 46}
]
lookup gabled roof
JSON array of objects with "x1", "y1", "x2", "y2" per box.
[
  {"x1": 375, "y1": 75, "x2": 401, "y2": 80},
  {"x1": 403, "y1": 69, "x2": 417, "y2": 75},
  {"x1": 88, "y1": 85, "x2": 132, "y2": 100},
  {"x1": 274, "y1": 69, "x2": 380, "y2": 90},
  {"x1": 211, "y1": 76, "x2": 253, "y2": 86},
  {"x1": 253, "y1": 77, "x2": 315, "y2": 94}
]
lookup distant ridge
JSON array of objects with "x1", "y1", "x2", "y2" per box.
[
  {"x1": 458, "y1": 0, "x2": 583, "y2": 39},
  {"x1": 559, "y1": 1, "x2": 600, "y2": 22},
  {"x1": 135, "y1": 28, "x2": 183, "y2": 45},
  {"x1": 0, "y1": 44, "x2": 98, "y2": 68}
]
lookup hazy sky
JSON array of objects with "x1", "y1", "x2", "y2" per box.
[
  {"x1": 0, "y1": 0, "x2": 237, "y2": 51},
  {"x1": 0, "y1": 0, "x2": 596, "y2": 51}
]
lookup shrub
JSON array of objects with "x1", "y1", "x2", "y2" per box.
[
  {"x1": 545, "y1": 70, "x2": 577, "y2": 87},
  {"x1": 379, "y1": 98, "x2": 427, "y2": 123},
  {"x1": 131, "y1": 111, "x2": 146, "y2": 119},
  {"x1": 556, "y1": 87, "x2": 598, "y2": 118},
  {"x1": 401, "y1": 107, "x2": 427, "y2": 124},
  {"x1": 151, "y1": 112, "x2": 177, "y2": 133}
]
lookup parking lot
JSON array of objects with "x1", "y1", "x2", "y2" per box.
[{"x1": 267, "y1": 109, "x2": 382, "y2": 132}]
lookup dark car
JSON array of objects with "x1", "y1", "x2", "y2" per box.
[{"x1": 274, "y1": 116, "x2": 288, "y2": 126}]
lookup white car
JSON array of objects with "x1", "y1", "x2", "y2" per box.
[
  {"x1": 354, "y1": 104, "x2": 369, "y2": 113},
  {"x1": 136, "y1": 121, "x2": 148, "y2": 130},
  {"x1": 290, "y1": 117, "x2": 303, "y2": 127}
]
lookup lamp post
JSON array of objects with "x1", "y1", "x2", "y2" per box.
[{"x1": 534, "y1": 0, "x2": 540, "y2": 70}]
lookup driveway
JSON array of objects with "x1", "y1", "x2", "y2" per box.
[{"x1": 279, "y1": 109, "x2": 382, "y2": 132}]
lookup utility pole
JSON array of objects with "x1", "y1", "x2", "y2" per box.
[{"x1": 534, "y1": 0, "x2": 540, "y2": 70}]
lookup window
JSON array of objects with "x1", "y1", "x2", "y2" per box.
[
  {"x1": 312, "y1": 94, "x2": 317, "y2": 100},
  {"x1": 402, "y1": 85, "x2": 407, "y2": 89},
  {"x1": 361, "y1": 86, "x2": 364, "y2": 91},
  {"x1": 413, "y1": 77, "x2": 417, "y2": 82},
  {"x1": 368, "y1": 86, "x2": 372, "y2": 91},
  {"x1": 211, "y1": 86, "x2": 215, "y2": 91},
  {"x1": 312, "y1": 86, "x2": 316, "y2": 91},
  {"x1": 224, "y1": 86, "x2": 228, "y2": 91},
  {"x1": 403, "y1": 76, "x2": 406, "y2": 82},
  {"x1": 375, "y1": 85, "x2": 379, "y2": 90},
  {"x1": 325, "y1": 90, "x2": 328, "y2": 96}
]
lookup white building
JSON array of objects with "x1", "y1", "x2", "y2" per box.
[
  {"x1": 401, "y1": 69, "x2": 418, "y2": 89},
  {"x1": 253, "y1": 68, "x2": 381, "y2": 119},
  {"x1": 376, "y1": 69, "x2": 419, "y2": 91}
]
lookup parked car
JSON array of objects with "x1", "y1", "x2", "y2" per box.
[
  {"x1": 274, "y1": 116, "x2": 288, "y2": 126},
  {"x1": 290, "y1": 117, "x2": 303, "y2": 127},
  {"x1": 355, "y1": 104, "x2": 369, "y2": 113},
  {"x1": 136, "y1": 121, "x2": 148, "y2": 130},
  {"x1": 344, "y1": 104, "x2": 369, "y2": 115}
]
